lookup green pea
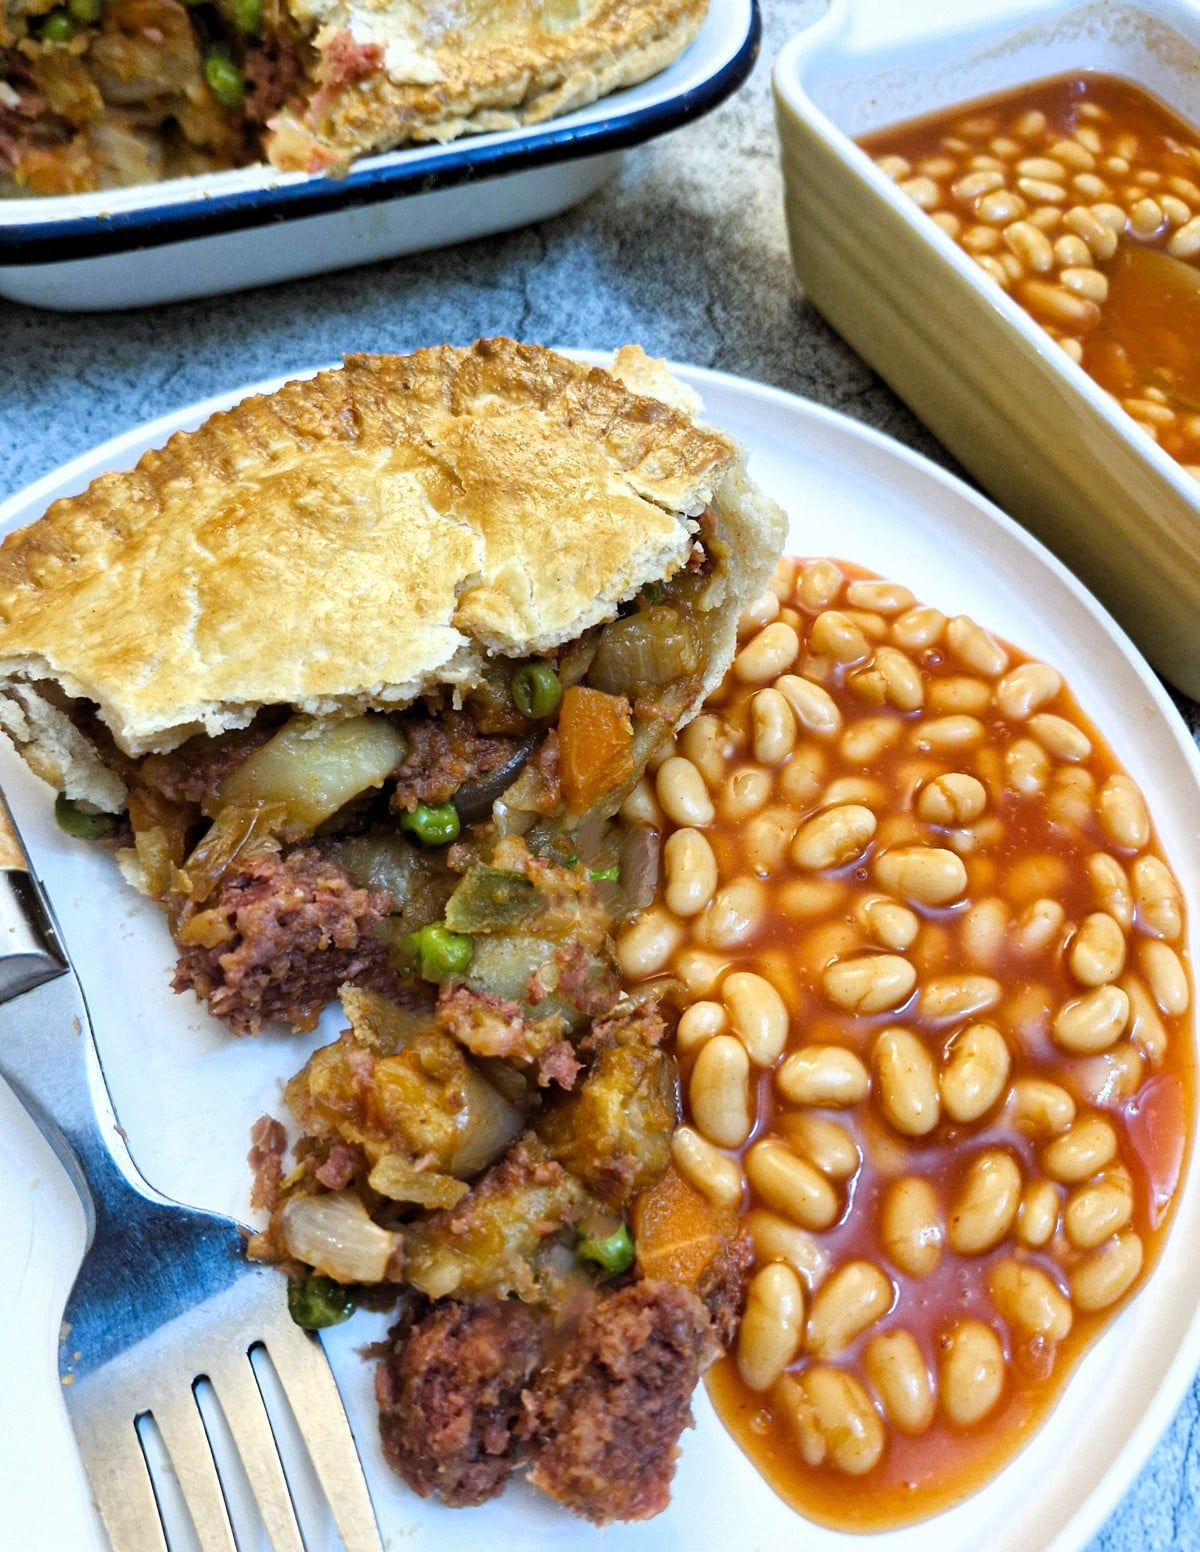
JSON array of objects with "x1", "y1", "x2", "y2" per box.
[
  {"x1": 406, "y1": 922, "x2": 474, "y2": 982},
  {"x1": 204, "y1": 48, "x2": 246, "y2": 108},
  {"x1": 588, "y1": 864, "x2": 619, "y2": 883},
  {"x1": 223, "y1": 0, "x2": 261, "y2": 34},
  {"x1": 398, "y1": 801, "x2": 460, "y2": 847},
  {"x1": 55, "y1": 793, "x2": 119, "y2": 841},
  {"x1": 577, "y1": 1221, "x2": 635, "y2": 1276},
  {"x1": 40, "y1": 11, "x2": 77, "y2": 42},
  {"x1": 287, "y1": 1273, "x2": 356, "y2": 1330},
  {"x1": 66, "y1": 0, "x2": 102, "y2": 23},
  {"x1": 510, "y1": 661, "x2": 562, "y2": 720}
]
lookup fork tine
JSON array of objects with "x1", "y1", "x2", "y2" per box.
[
  {"x1": 207, "y1": 1351, "x2": 306, "y2": 1552},
  {"x1": 151, "y1": 1387, "x2": 238, "y2": 1552},
  {"x1": 72, "y1": 1407, "x2": 169, "y2": 1552},
  {"x1": 264, "y1": 1320, "x2": 384, "y2": 1552}
]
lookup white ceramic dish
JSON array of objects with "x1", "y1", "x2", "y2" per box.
[
  {"x1": 0, "y1": 0, "x2": 757, "y2": 312},
  {"x1": 773, "y1": 0, "x2": 1200, "y2": 700},
  {"x1": 1, "y1": 357, "x2": 1198, "y2": 1551}
]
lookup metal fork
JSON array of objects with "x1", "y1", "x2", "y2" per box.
[{"x1": 0, "y1": 793, "x2": 384, "y2": 1552}]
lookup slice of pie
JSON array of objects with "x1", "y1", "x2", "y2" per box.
[
  {"x1": 0, "y1": 0, "x2": 709, "y2": 193},
  {"x1": 0, "y1": 338, "x2": 784, "y2": 1034}
]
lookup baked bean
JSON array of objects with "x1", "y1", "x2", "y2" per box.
[
  {"x1": 928, "y1": 675, "x2": 991, "y2": 716},
  {"x1": 776, "y1": 673, "x2": 843, "y2": 738},
  {"x1": 779, "y1": 746, "x2": 825, "y2": 808},
  {"x1": 656, "y1": 756, "x2": 714, "y2": 827},
  {"x1": 1098, "y1": 774, "x2": 1150, "y2": 849},
  {"x1": 673, "y1": 947, "x2": 727, "y2": 998},
  {"x1": 1017, "y1": 1180, "x2": 1061, "y2": 1247},
  {"x1": 1139, "y1": 940, "x2": 1190, "y2": 1015},
  {"x1": 1131, "y1": 855, "x2": 1183, "y2": 940},
  {"x1": 723, "y1": 970, "x2": 790, "y2": 1066},
  {"x1": 842, "y1": 609, "x2": 889, "y2": 642},
  {"x1": 824, "y1": 955, "x2": 917, "y2": 1014},
  {"x1": 961, "y1": 898, "x2": 1008, "y2": 967},
  {"x1": 994, "y1": 660, "x2": 1062, "y2": 719},
  {"x1": 779, "y1": 1113, "x2": 861, "y2": 1181},
  {"x1": 777, "y1": 1368, "x2": 886, "y2": 1475},
  {"x1": 751, "y1": 687, "x2": 798, "y2": 765},
  {"x1": 675, "y1": 998, "x2": 727, "y2": 1056},
  {"x1": 738, "y1": 1263, "x2": 806, "y2": 1390},
  {"x1": 777, "y1": 1046, "x2": 870, "y2": 1108},
  {"x1": 1064, "y1": 1166, "x2": 1134, "y2": 1249},
  {"x1": 948, "y1": 1150, "x2": 1022, "y2": 1254},
  {"x1": 918, "y1": 772, "x2": 988, "y2": 826},
  {"x1": 841, "y1": 717, "x2": 903, "y2": 765},
  {"x1": 744, "y1": 1208, "x2": 827, "y2": 1285},
  {"x1": 1028, "y1": 712, "x2": 1091, "y2": 763},
  {"x1": 939, "y1": 1320, "x2": 1006, "y2": 1425},
  {"x1": 721, "y1": 766, "x2": 772, "y2": 822},
  {"x1": 821, "y1": 776, "x2": 886, "y2": 808},
  {"x1": 779, "y1": 878, "x2": 848, "y2": 919},
  {"x1": 664, "y1": 828, "x2": 719, "y2": 918},
  {"x1": 1069, "y1": 1230, "x2": 1144, "y2": 1311},
  {"x1": 913, "y1": 715, "x2": 986, "y2": 753},
  {"x1": 670, "y1": 1126, "x2": 744, "y2": 1210},
  {"x1": 1124, "y1": 974, "x2": 1168, "y2": 1063},
  {"x1": 919, "y1": 975, "x2": 1002, "y2": 1022},
  {"x1": 863, "y1": 897, "x2": 920, "y2": 951},
  {"x1": 880, "y1": 1176, "x2": 943, "y2": 1277},
  {"x1": 796, "y1": 559, "x2": 844, "y2": 610},
  {"x1": 793, "y1": 804, "x2": 877, "y2": 871},
  {"x1": 946, "y1": 615, "x2": 1009, "y2": 676},
  {"x1": 690, "y1": 1035, "x2": 753, "y2": 1149},
  {"x1": 874, "y1": 646, "x2": 926, "y2": 710},
  {"x1": 734, "y1": 621, "x2": 801, "y2": 684},
  {"x1": 865, "y1": 1330, "x2": 936, "y2": 1434},
  {"x1": 1064, "y1": 202, "x2": 1119, "y2": 259},
  {"x1": 619, "y1": 775, "x2": 662, "y2": 827},
  {"x1": 1052, "y1": 984, "x2": 1130, "y2": 1053},
  {"x1": 810, "y1": 609, "x2": 872, "y2": 665},
  {"x1": 1086, "y1": 852, "x2": 1134, "y2": 928},
  {"x1": 845, "y1": 579, "x2": 916, "y2": 615},
  {"x1": 1074, "y1": 1042, "x2": 1146, "y2": 1107},
  {"x1": 874, "y1": 845, "x2": 968, "y2": 905},
  {"x1": 1004, "y1": 217, "x2": 1055, "y2": 270},
  {"x1": 874, "y1": 1028, "x2": 941, "y2": 1136},
  {"x1": 616, "y1": 907, "x2": 682, "y2": 978},
  {"x1": 807, "y1": 1261, "x2": 895, "y2": 1358},
  {"x1": 1008, "y1": 1078, "x2": 1076, "y2": 1135},
  {"x1": 1042, "y1": 1115, "x2": 1118, "y2": 1183},
  {"x1": 694, "y1": 879, "x2": 766, "y2": 948},
  {"x1": 739, "y1": 590, "x2": 781, "y2": 635},
  {"x1": 941, "y1": 1022, "x2": 1011, "y2": 1122},
  {"x1": 1048, "y1": 766, "x2": 1096, "y2": 830},
  {"x1": 1005, "y1": 736, "x2": 1051, "y2": 793},
  {"x1": 680, "y1": 713, "x2": 733, "y2": 787},
  {"x1": 744, "y1": 807, "x2": 796, "y2": 875},
  {"x1": 746, "y1": 1139, "x2": 841, "y2": 1231},
  {"x1": 1013, "y1": 897, "x2": 1065, "y2": 955},
  {"x1": 1068, "y1": 912, "x2": 1127, "y2": 986},
  {"x1": 989, "y1": 1259, "x2": 1073, "y2": 1343}
]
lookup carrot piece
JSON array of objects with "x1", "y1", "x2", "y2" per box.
[
  {"x1": 631, "y1": 1164, "x2": 738, "y2": 1288},
  {"x1": 558, "y1": 684, "x2": 635, "y2": 813}
]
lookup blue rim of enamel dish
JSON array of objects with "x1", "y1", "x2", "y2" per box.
[{"x1": 0, "y1": 2, "x2": 759, "y2": 267}]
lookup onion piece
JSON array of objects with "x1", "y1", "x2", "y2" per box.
[
  {"x1": 619, "y1": 824, "x2": 662, "y2": 915},
  {"x1": 279, "y1": 1190, "x2": 396, "y2": 1283},
  {"x1": 454, "y1": 732, "x2": 538, "y2": 824}
]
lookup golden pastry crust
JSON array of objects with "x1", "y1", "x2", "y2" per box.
[
  {"x1": 0, "y1": 341, "x2": 782, "y2": 798},
  {"x1": 267, "y1": 0, "x2": 709, "y2": 171}
]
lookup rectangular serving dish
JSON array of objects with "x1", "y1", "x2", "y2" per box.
[
  {"x1": 0, "y1": 0, "x2": 757, "y2": 312},
  {"x1": 773, "y1": 0, "x2": 1200, "y2": 700}
]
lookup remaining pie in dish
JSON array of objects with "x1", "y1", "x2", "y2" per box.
[{"x1": 0, "y1": 0, "x2": 709, "y2": 193}]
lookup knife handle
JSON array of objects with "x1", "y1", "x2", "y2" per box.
[{"x1": 0, "y1": 784, "x2": 30, "y2": 872}]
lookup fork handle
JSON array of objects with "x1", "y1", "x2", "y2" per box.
[{"x1": 0, "y1": 788, "x2": 69, "y2": 1001}]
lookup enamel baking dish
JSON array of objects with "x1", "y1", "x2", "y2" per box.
[
  {"x1": 0, "y1": 0, "x2": 757, "y2": 312},
  {"x1": 773, "y1": 0, "x2": 1200, "y2": 699}
]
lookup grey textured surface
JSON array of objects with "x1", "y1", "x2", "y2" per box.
[{"x1": 0, "y1": 1, "x2": 1197, "y2": 1546}]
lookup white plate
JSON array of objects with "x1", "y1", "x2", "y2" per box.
[
  {"x1": 0, "y1": 358, "x2": 1197, "y2": 1552},
  {"x1": 0, "y1": 0, "x2": 757, "y2": 311}
]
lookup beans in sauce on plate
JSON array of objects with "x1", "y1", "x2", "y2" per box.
[
  {"x1": 860, "y1": 74, "x2": 1200, "y2": 475},
  {"x1": 619, "y1": 556, "x2": 1194, "y2": 1531}
]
